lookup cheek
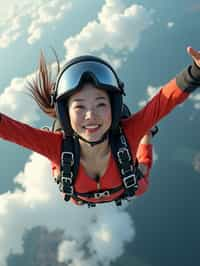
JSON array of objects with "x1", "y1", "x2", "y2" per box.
[
  {"x1": 102, "y1": 106, "x2": 112, "y2": 124},
  {"x1": 107, "y1": 108, "x2": 112, "y2": 121},
  {"x1": 68, "y1": 109, "x2": 81, "y2": 128}
]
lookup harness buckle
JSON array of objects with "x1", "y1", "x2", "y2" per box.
[
  {"x1": 117, "y1": 147, "x2": 131, "y2": 164},
  {"x1": 88, "y1": 203, "x2": 96, "y2": 208},
  {"x1": 121, "y1": 165, "x2": 134, "y2": 176},
  {"x1": 120, "y1": 135, "x2": 127, "y2": 147},
  {"x1": 61, "y1": 176, "x2": 74, "y2": 195},
  {"x1": 61, "y1": 152, "x2": 74, "y2": 166},
  {"x1": 59, "y1": 181, "x2": 74, "y2": 195},
  {"x1": 94, "y1": 190, "x2": 110, "y2": 199},
  {"x1": 123, "y1": 174, "x2": 137, "y2": 189},
  {"x1": 65, "y1": 185, "x2": 74, "y2": 196},
  {"x1": 62, "y1": 176, "x2": 73, "y2": 184},
  {"x1": 115, "y1": 199, "x2": 122, "y2": 206}
]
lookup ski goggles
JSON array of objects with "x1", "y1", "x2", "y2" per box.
[{"x1": 56, "y1": 61, "x2": 122, "y2": 100}]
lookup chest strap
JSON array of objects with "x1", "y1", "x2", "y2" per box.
[
  {"x1": 56, "y1": 129, "x2": 143, "y2": 206},
  {"x1": 73, "y1": 185, "x2": 123, "y2": 199}
]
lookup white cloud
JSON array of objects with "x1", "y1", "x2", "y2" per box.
[
  {"x1": 138, "y1": 85, "x2": 160, "y2": 108},
  {"x1": 64, "y1": 0, "x2": 154, "y2": 67},
  {"x1": 27, "y1": 0, "x2": 72, "y2": 44},
  {"x1": 0, "y1": 74, "x2": 40, "y2": 123},
  {"x1": 167, "y1": 21, "x2": 174, "y2": 28},
  {"x1": 0, "y1": 15, "x2": 22, "y2": 48},
  {"x1": 189, "y1": 92, "x2": 200, "y2": 110},
  {"x1": 0, "y1": 0, "x2": 72, "y2": 48},
  {"x1": 192, "y1": 152, "x2": 200, "y2": 174},
  {"x1": 153, "y1": 147, "x2": 158, "y2": 162},
  {"x1": 0, "y1": 152, "x2": 135, "y2": 266}
]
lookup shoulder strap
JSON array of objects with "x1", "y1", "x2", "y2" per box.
[
  {"x1": 110, "y1": 128, "x2": 142, "y2": 200},
  {"x1": 58, "y1": 136, "x2": 80, "y2": 201}
]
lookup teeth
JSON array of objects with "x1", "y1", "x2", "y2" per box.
[{"x1": 84, "y1": 125, "x2": 99, "y2": 129}]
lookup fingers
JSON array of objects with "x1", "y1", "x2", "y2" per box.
[
  {"x1": 187, "y1": 46, "x2": 200, "y2": 59},
  {"x1": 187, "y1": 46, "x2": 200, "y2": 67}
]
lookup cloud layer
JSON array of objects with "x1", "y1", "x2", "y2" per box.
[
  {"x1": 64, "y1": 0, "x2": 154, "y2": 68},
  {"x1": 0, "y1": 0, "x2": 72, "y2": 48},
  {"x1": 0, "y1": 74, "x2": 40, "y2": 123},
  {"x1": 0, "y1": 153, "x2": 135, "y2": 266}
]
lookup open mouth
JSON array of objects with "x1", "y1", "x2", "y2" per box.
[{"x1": 83, "y1": 124, "x2": 101, "y2": 133}]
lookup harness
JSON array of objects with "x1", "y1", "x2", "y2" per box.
[{"x1": 54, "y1": 127, "x2": 144, "y2": 207}]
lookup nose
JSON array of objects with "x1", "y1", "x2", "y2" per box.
[{"x1": 85, "y1": 108, "x2": 97, "y2": 120}]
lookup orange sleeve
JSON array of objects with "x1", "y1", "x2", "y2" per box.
[
  {"x1": 122, "y1": 79, "x2": 189, "y2": 145},
  {"x1": 0, "y1": 113, "x2": 62, "y2": 164},
  {"x1": 134, "y1": 143, "x2": 153, "y2": 196},
  {"x1": 136, "y1": 143, "x2": 153, "y2": 170}
]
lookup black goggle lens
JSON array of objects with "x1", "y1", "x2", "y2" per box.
[{"x1": 56, "y1": 61, "x2": 121, "y2": 99}]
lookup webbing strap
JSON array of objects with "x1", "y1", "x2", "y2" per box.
[
  {"x1": 110, "y1": 128, "x2": 142, "y2": 198},
  {"x1": 59, "y1": 136, "x2": 80, "y2": 201}
]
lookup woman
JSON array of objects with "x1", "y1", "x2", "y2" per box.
[{"x1": 0, "y1": 46, "x2": 200, "y2": 206}]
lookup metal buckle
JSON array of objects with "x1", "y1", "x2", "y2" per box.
[
  {"x1": 121, "y1": 165, "x2": 134, "y2": 176},
  {"x1": 88, "y1": 203, "x2": 96, "y2": 208},
  {"x1": 94, "y1": 190, "x2": 110, "y2": 199},
  {"x1": 62, "y1": 176, "x2": 73, "y2": 184},
  {"x1": 117, "y1": 147, "x2": 131, "y2": 164},
  {"x1": 120, "y1": 135, "x2": 127, "y2": 146},
  {"x1": 115, "y1": 199, "x2": 122, "y2": 206},
  {"x1": 65, "y1": 185, "x2": 74, "y2": 196},
  {"x1": 123, "y1": 174, "x2": 137, "y2": 189},
  {"x1": 59, "y1": 179, "x2": 74, "y2": 195},
  {"x1": 61, "y1": 152, "x2": 74, "y2": 166}
]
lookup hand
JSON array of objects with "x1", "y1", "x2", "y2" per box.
[{"x1": 187, "y1": 46, "x2": 200, "y2": 68}]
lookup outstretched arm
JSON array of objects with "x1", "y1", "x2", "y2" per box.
[
  {"x1": 125, "y1": 46, "x2": 200, "y2": 144},
  {"x1": 0, "y1": 113, "x2": 62, "y2": 164}
]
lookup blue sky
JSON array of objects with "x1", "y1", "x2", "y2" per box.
[{"x1": 0, "y1": 1, "x2": 200, "y2": 266}]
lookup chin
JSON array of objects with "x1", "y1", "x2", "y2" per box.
[
  {"x1": 83, "y1": 135, "x2": 101, "y2": 142},
  {"x1": 83, "y1": 131, "x2": 106, "y2": 142}
]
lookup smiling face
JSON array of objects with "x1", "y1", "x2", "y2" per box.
[{"x1": 68, "y1": 83, "x2": 112, "y2": 143}]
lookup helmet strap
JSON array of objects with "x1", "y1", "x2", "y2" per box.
[{"x1": 73, "y1": 130, "x2": 109, "y2": 147}]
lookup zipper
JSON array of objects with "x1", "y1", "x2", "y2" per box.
[
  {"x1": 97, "y1": 181, "x2": 101, "y2": 190},
  {"x1": 95, "y1": 175, "x2": 101, "y2": 190}
]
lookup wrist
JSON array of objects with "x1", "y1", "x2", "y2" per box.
[{"x1": 190, "y1": 61, "x2": 200, "y2": 81}]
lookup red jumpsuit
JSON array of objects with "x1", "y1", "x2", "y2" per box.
[
  {"x1": 0, "y1": 64, "x2": 199, "y2": 204},
  {"x1": 51, "y1": 142, "x2": 152, "y2": 204}
]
